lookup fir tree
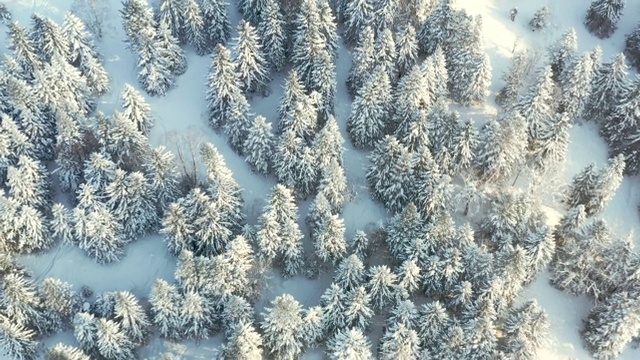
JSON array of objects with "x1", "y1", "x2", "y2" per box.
[
  {"x1": 30, "y1": 14, "x2": 70, "y2": 64},
  {"x1": 584, "y1": 0, "x2": 625, "y2": 39},
  {"x1": 0, "y1": 315, "x2": 38, "y2": 360},
  {"x1": 312, "y1": 115, "x2": 345, "y2": 169},
  {"x1": 220, "y1": 321, "x2": 264, "y2": 360},
  {"x1": 335, "y1": 255, "x2": 365, "y2": 291},
  {"x1": 157, "y1": 0, "x2": 186, "y2": 44},
  {"x1": 559, "y1": 52, "x2": 594, "y2": 119},
  {"x1": 73, "y1": 312, "x2": 97, "y2": 354},
  {"x1": 260, "y1": 294, "x2": 305, "y2": 359},
  {"x1": 157, "y1": 21, "x2": 187, "y2": 76},
  {"x1": 277, "y1": 70, "x2": 306, "y2": 132},
  {"x1": 347, "y1": 66, "x2": 392, "y2": 148},
  {"x1": 317, "y1": 159, "x2": 348, "y2": 213},
  {"x1": 201, "y1": 0, "x2": 231, "y2": 51},
  {"x1": 327, "y1": 328, "x2": 373, "y2": 360},
  {"x1": 314, "y1": 213, "x2": 347, "y2": 264},
  {"x1": 625, "y1": 25, "x2": 640, "y2": 70},
  {"x1": 548, "y1": 28, "x2": 578, "y2": 81},
  {"x1": 367, "y1": 265, "x2": 398, "y2": 310},
  {"x1": 584, "y1": 53, "x2": 629, "y2": 123},
  {"x1": 135, "y1": 26, "x2": 174, "y2": 96},
  {"x1": 529, "y1": 112, "x2": 571, "y2": 173},
  {"x1": 223, "y1": 92, "x2": 253, "y2": 153},
  {"x1": 379, "y1": 323, "x2": 421, "y2": 360},
  {"x1": 346, "y1": 26, "x2": 375, "y2": 96},
  {"x1": 395, "y1": 24, "x2": 419, "y2": 77},
  {"x1": 451, "y1": 119, "x2": 478, "y2": 176},
  {"x1": 344, "y1": 286, "x2": 374, "y2": 330},
  {"x1": 321, "y1": 283, "x2": 347, "y2": 334},
  {"x1": 397, "y1": 259, "x2": 422, "y2": 296},
  {"x1": 495, "y1": 50, "x2": 531, "y2": 108},
  {"x1": 516, "y1": 66, "x2": 556, "y2": 148},
  {"x1": 46, "y1": 343, "x2": 90, "y2": 360},
  {"x1": 39, "y1": 278, "x2": 80, "y2": 332},
  {"x1": 233, "y1": 20, "x2": 269, "y2": 93},
  {"x1": 149, "y1": 279, "x2": 181, "y2": 340},
  {"x1": 7, "y1": 22, "x2": 42, "y2": 78},
  {"x1": 121, "y1": 84, "x2": 153, "y2": 136},
  {"x1": 182, "y1": 0, "x2": 208, "y2": 55},
  {"x1": 144, "y1": 146, "x2": 181, "y2": 215},
  {"x1": 474, "y1": 113, "x2": 527, "y2": 184},
  {"x1": 530, "y1": 6, "x2": 550, "y2": 32},
  {"x1": 206, "y1": 44, "x2": 241, "y2": 129},
  {"x1": 243, "y1": 115, "x2": 275, "y2": 175},
  {"x1": 95, "y1": 318, "x2": 135, "y2": 360},
  {"x1": 180, "y1": 290, "x2": 213, "y2": 341},
  {"x1": 501, "y1": 301, "x2": 550, "y2": 359},
  {"x1": 257, "y1": 0, "x2": 286, "y2": 72},
  {"x1": 343, "y1": 0, "x2": 374, "y2": 46},
  {"x1": 113, "y1": 291, "x2": 150, "y2": 345},
  {"x1": 302, "y1": 306, "x2": 324, "y2": 347}
]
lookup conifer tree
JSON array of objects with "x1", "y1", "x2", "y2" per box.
[
  {"x1": 46, "y1": 343, "x2": 90, "y2": 360},
  {"x1": 530, "y1": 6, "x2": 551, "y2": 32},
  {"x1": 30, "y1": 14, "x2": 70, "y2": 64},
  {"x1": 243, "y1": 115, "x2": 275, "y2": 175},
  {"x1": 548, "y1": 28, "x2": 578, "y2": 80},
  {"x1": 321, "y1": 283, "x2": 347, "y2": 334},
  {"x1": 495, "y1": 50, "x2": 531, "y2": 108},
  {"x1": 327, "y1": 328, "x2": 373, "y2": 360},
  {"x1": 257, "y1": 0, "x2": 286, "y2": 72},
  {"x1": 584, "y1": 53, "x2": 629, "y2": 123},
  {"x1": 517, "y1": 66, "x2": 556, "y2": 148},
  {"x1": 317, "y1": 158, "x2": 348, "y2": 213},
  {"x1": 367, "y1": 265, "x2": 397, "y2": 310},
  {"x1": 7, "y1": 22, "x2": 42, "y2": 78},
  {"x1": 318, "y1": 0, "x2": 339, "y2": 59},
  {"x1": 157, "y1": 21, "x2": 187, "y2": 76},
  {"x1": 335, "y1": 255, "x2": 365, "y2": 291},
  {"x1": 144, "y1": 146, "x2": 181, "y2": 215},
  {"x1": 39, "y1": 278, "x2": 80, "y2": 333},
  {"x1": 0, "y1": 315, "x2": 38, "y2": 360},
  {"x1": 584, "y1": 0, "x2": 625, "y2": 39},
  {"x1": 182, "y1": 0, "x2": 208, "y2": 55},
  {"x1": 474, "y1": 113, "x2": 527, "y2": 184},
  {"x1": 451, "y1": 119, "x2": 478, "y2": 176},
  {"x1": 157, "y1": 0, "x2": 186, "y2": 44},
  {"x1": 625, "y1": 25, "x2": 640, "y2": 70},
  {"x1": 302, "y1": 306, "x2": 324, "y2": 347},
  {"x1": 347, "y1": 66, "x2": 392, "y2": 148},
  {"x1": 395, "y1": 24, "x2": 418, "y2": 77},
  {"x1": 206, "y1": 44, "x2": 241, "y2": 129},
  {"x1": 223, "y1": 92, "x2": 253, "y2": 153},
  {"x1": 379, "y1": 323, "x2": 421, "y2": 360},
  {"x1": 135, "y1": 26, "x2": 174, "y2": 96},
  {"x1": 233, "y1": 20, "x2": 269, "y2": 93},
  {"x1": 343, "y1": 0, "x2": 374, "y2": 46},
  {"x1": 220, "y1": 321, "x2": 264, "y2": 360},
  {"x1": 201, "y1": 0, "x2": 230, "y2": 52},
  {"x1": 121, "y1": 84, "x2": 153, "y2": 136},
  {"x1": 260, "y1": 294, "x2": 305, "y2": 359},
  {"x1": 149, "y1": 279, "x2": 181, "y2": 340},
  {"x1": 346, "y1": 26, "x2": 375, "y2": 96},
  {"x1": 367, "y1": 136, "x2": 408, "y2": 205},
  {"x1": 529, "y1": 112, "x2": 571, "y2": 173},
  {"x1": 73, "y1": 312, "x2": 97, "y2": 354},
  {"x1": 180, "y1": 290, "x2": 213, "y2": 341},
  {"x1": 344, "y1": 286, "x2": 374, "y2": 330},
  {"x1": 313, "y1": 116, "x2": 345, "y2": 168},
  {"x1": 314, "y1": 213, "x2": 347, "y2": 264},
  {"x1": 559, "y1": 53, "x2": 594, "y2": 119},
  {"x1": 95, "y1": 318, "x2": 135, "y2": 360}
]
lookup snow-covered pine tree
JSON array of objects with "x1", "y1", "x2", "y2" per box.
[
  {"x1": 106, "y1": 111, "x2": 151, "y2": 171},
  {"x1": 280, "y1": 217, "x2": 305, "y2": 277},
  {"x1": 206, "y1": 44, "x2": 241, "y2": 129},
  {"x1": 95, "y1": 318, "x2": 135, "y2": 360},
  {"x1": 223, "y1": 92, "x2": 253, "y2": 153},
  {"x1": 38, "y1": 278, "x2": 80, "y2": 333},
  {"x1": 0, "y1": 315, "x2": 38, "y2": 360},
  {"x1": 343, "y1": 0, "x2": 374, "y2": 46},
  {"x1": 157, "y1": 0, "x2": 186, "y2": 44},
  {"x1": 473, "y1": 113, "x2": 527, "y2": 184},
  {"x1": 313, "y1": 212, "x2": 347, "y2": 264},
  {"x1": 347, "y1": 66, "x2": 392, "y2": 148},
  {"x1": 344, "y1": 286, "x2": 374, "y2": 330},
  {"x1": 302, "y1": 306, "x2": 324, "y2": 348},
  {"x1": 379, "y1": 323, "x2": 421, "y2": 360},
  {"x1": 327, "y1": 328, "x2": 373, "y2": 359},
  {"x1": 321, "y1": 283, "x2": 347, "y2": 334},
  {"x1": 373, "y1": 0, "x2": 397, "y2": 35},
  {"x1": 73, "y1": 312, "x2": 98, "y2": 354},
  {"x1": 375, "y1": 28, "x2": 397, "y2": 84},
  {"x1": 273, "y1": 130, "x2": 318, "y2": 198},
  {"x1": 395, "y1": 24, "x2": 418, "y2": 78},
  {"x1": 563, "y1": 155, "x2": 624, "y2": 216},
  {"x1": 450, "y1": 119, "x2": 478, "y2": 176},
  {"x1": 317, "y1": 158, "x2": 348, "y2": 213},
  {"x1": 233, "y1": 20, "x2": 269, "y2": 93},
  {"x1": 156, "y1": 21, "x2": 187, "y2": 76},
  {"x1": 367, "y1": 265, "x2": 398, "y2": 310},
  {"x1": 149, "y1": 279, "x2": 181, "y2": 340},
  {"x1": 318, "y1": 0, "x2": 339, "y2": 59},
  {"x1": 346, "y1": 26, "x2": 375, "y2": 96},
  {"x1": 257, "y1": 0, "x2": 286, "y2": 72},
  {"x1": 559, "y1": 52, "x2": 594, "y2": 119},
  {"x1": 448, "y1": 22, "x2": 492, "y2": 105},
  {"x1": 584, "y1": 53, "x2": 629, "y2": 123},
  {"x1": 584, "y1": 0, "x2": 625, "y2": 39},
  {"x1": 30, "y1": 14, "x2": 70, "y2": 64},
  {"x1": 201, "y1": 0, "x2": 231, "y2": 52},
  {"x1": 121, "y1": 84, "x2": 153, "y2": 136},
  {"x1": 260, "y1": 294, "x2": 305, "y2": 359},
  {"x1": 548, "y1": 28, "x2": 578, "y2": 81},
  {"x1": 495, "y1": 49, "x2": 531, "y2": 108},
  {"x1": 313, "y1": 115, "x2": 345, "y2": 169},
  {"x1": 135, "y1": 26, "x2": 174, "y2": 96},
  {"x1": 516, "y1": 66, "x2": 556, "y2": 149},
  {"x1": 113, "y1": 292, "x2": 150, "y2": 345},
  {"x1": 335, "y1": 255, "x2": 365, "y2": 291},
  {"x1": 180, "y1": 290, "x2": 213, "y2": 341},
  {"x1": 7, "y1": 22, "x2": 41, "y2": 78},
  {"x1": 219, "y1": 321, "x2": 264, "y2": 360},
  {"x1": 50, "y1": 203, "x2": 74, "y2": 244},
  {"x1": 83, "y1": 152, "x2": 116, "y2": 196},
  {"x1": 367, "y1": 135, "x2": 408, "y2": 205},
  {"x1": 46, "y1": 343, "x2": 90, "y2": 360},
  {"x1": 529, "y1": 6, "x2": 550, "y2": 32},
  {"x1": 182, "y1": 0, "x2": 207, "y2": 55},
  {"x1": 309, "y1": 50, "x2": 337, "y2": 123},
  {"x1": 243, "y1": 115, "x2": 275, "y2": 175},
  {"x1": 144, "y1": 146, "x2": 181, "y2": 215},
  {"x1": 529, "y1": 112, "x2": 571, "y2": 173},
  {"x1": 417, "y1": 0, "x2": 457, "y2": 56},
  {"x1": 7, "y1": 155, "x2": 50, "y2": 210},
  {"x1": 625, "y1": 24, "x2": 640, "y2": 70},
  {"x1": 500, "y1": 300, "x2": 550, "y2": 359}
]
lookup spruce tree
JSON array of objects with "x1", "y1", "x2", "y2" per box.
[
  {"x1": 548, "y1": 28, "x2": 578, "y2": 81},
  {"x1": 46, "y1": 343, "x2": 90, "y2": 360},
  {"x1": 233, "y1": 20, "x2": 269, "y2": 93},
  {"x1": 327, "y1": 328, "x2": 373, "y2": 360},
  {"x1": 73, "y1": 312, "x2": 98, "y2": 354},
  {"x1": 313, "y1": 213, "x2": 347, "y2": 264},
  {"x1": 312, "y1": 116, "x2": 345, "y2": 169},
  {"x1": 201, "y1": 0, "x2": 231, "y2": 51},
  {"x1": 243, "y1": 115, "x2": 275, "y2": 175},
  {"x1": 113, "y1": 291, "x2": 150, "y2": 345},
  {"x1": 121, "y1": 84, "x2": 153, "y2": 136},
  {"x1": 346, "y1": 26, "x2": 375, "y2": 96},
  {"x1": 559, "y1": 52, "x2": 594, "y2": 119},
  {"x1": 625, "y1": 25, "x2": 640, "y2": 70},
  {"x1": 395, "y1": 24, "x2": 418, "y2": 77},
  {"x1": 516, "y1": 66, "x2": 556, "y2": 148},
  {"x1": 95, "y1": 318, "x2": 135, "y2": 360},
  {"x1": 182, "y1": 0, "x2": 208, "y2": 55},
  {"x1": 149, "y1": 279, "x2": 181, "y2": 340},
  {"x1": 344, "y1": 286, "x2": 374, "y2": 330},
  {"x1": 220, "y1": 321, "x2": 264, "y2": 359},
  {"x1": 317, "y1": 158, "x2": 348, "y2": 213},
  {"x1": 144, "y1": 146, "x2": 181, "y2": 215},
  {"x1": 157, "y1": 21, "x2": 188, "y2": 76},
  {"x1": 157, "y1": 0, "x2": 186, "y2": 44},
  {"x1": 367, "y1": 265, "x2": 397, "y2": 310},
  {"x1": 584, "y1": 0, "x2": 625, "y2": 39},
  {"x1": 30, "y1": 14, "x2": 70, "y2": 64},
  {"x1": 7, "y1": 22, "x2": 42, "y2": 78},
  {"x1": 343, "y1": 0, "x2": 374, "y2": 46},
  {"x1": 379, "y1": 323, "x2": 421, "y2": 359},
  {"x1": 223, "y1": 92, "x2": 253, "y2": 153},
  {"x1": 347, "y1": 66, "x2": 392, "y2": 148},
  {"x1": 495, "y1": 50, "x2": 531, "y2": 108},
  {"x1": 257, "y1": 0, "x2": 286, "y2": 72},
  {"x1": 260, "y1": 294, "x2": 305, "y2": 359},
  {"x1": 529, "y1": 112, "x2": 571, "y2": 173},
  {"x1": 0, "y1": 315, "x2": 38, "y2": 360},
  {"x1": 206, "y1": 44, "x2": 241, "y2": 129},
  {"x1": 584, "y1": 53, "x2": 629, "y2": 123}
]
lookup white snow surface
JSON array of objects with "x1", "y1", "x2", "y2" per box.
[{"x1": 3, "y1": 0, "x2": 640, "y2": 358}]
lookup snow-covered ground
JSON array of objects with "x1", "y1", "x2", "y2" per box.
[{"x1": 5, "y1": 0, "x2": 640, "y2": 358}]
